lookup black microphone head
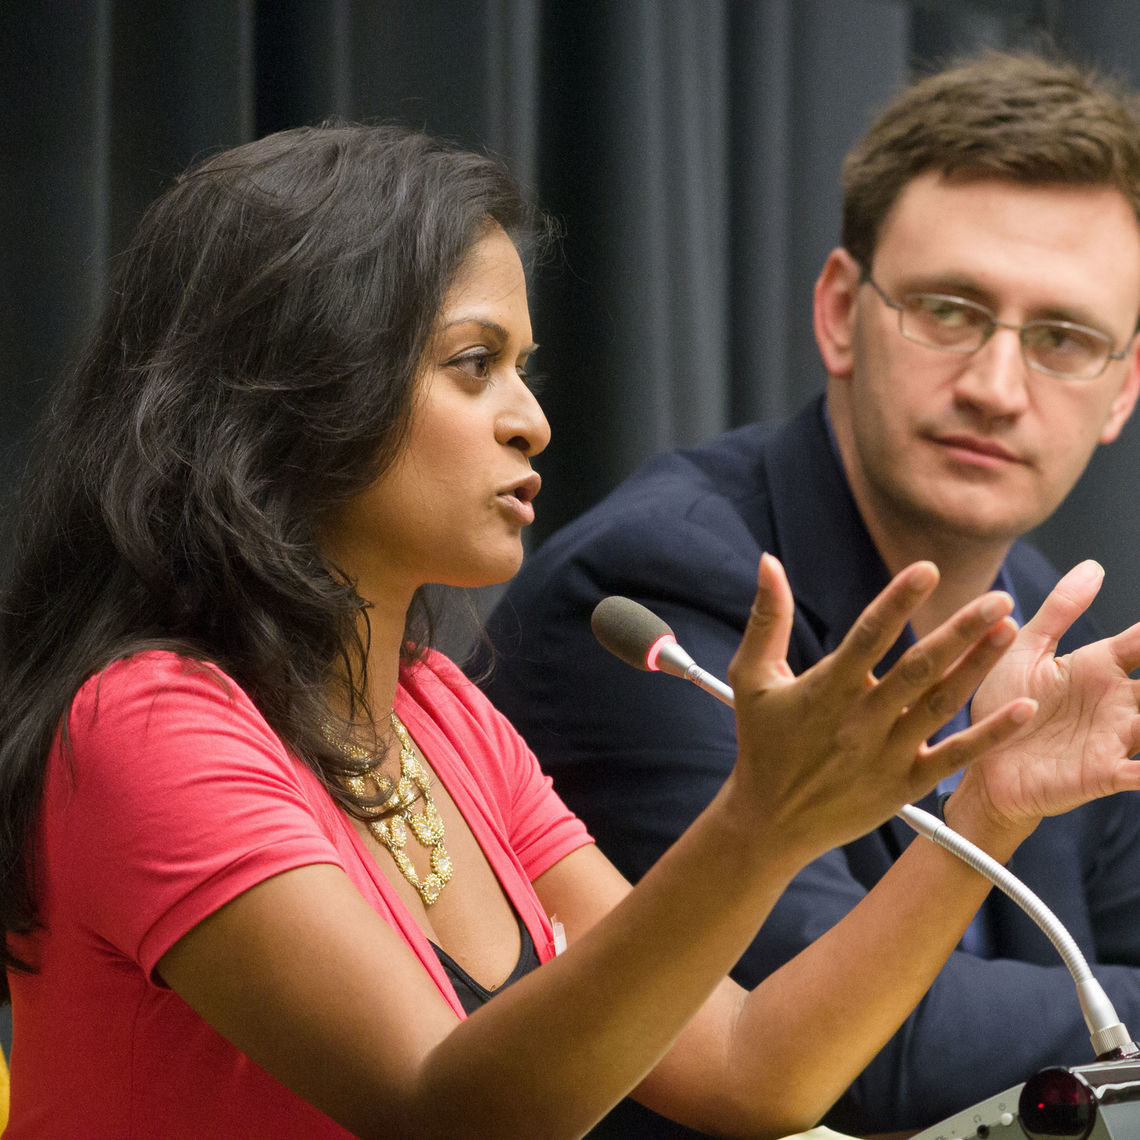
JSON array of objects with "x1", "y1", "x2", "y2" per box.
[{"x1": 591, "y1": 596, "x2": 675, "y2": 671}]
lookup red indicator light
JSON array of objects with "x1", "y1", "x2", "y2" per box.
[
  {"x1": 1019, "y1": 1067, "x2": 1095, "y2": 1139},
  {"x1": 645, "y1": 634, "x2": 676, "y2": 672}
]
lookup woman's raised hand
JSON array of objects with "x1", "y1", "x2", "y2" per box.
[{"x1": 725, "y1": 554, "x2": 1035, "y2": 863}]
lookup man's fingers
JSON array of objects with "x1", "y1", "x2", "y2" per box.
[
  {"x1": 1105, "y1": 758, "x2": 1140, "y2": 796},
  {"x1": 1016, "y1": 560, "x2": 1104, "y2": 656},
  {"x1": 1106, "y1": 618, "x2": 1140, "y2": 677}
]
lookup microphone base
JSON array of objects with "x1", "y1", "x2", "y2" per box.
[{"x1": 911, "y1": 1058, "x2": 1140, "y2": 1139}]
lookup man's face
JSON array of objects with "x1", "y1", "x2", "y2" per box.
[{"x1": 822, "y1": 172, "x2": 1140, "y2": 551}]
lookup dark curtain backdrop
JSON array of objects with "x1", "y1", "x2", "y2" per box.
[
  {"x1": 4, "y1": 0, "x2": 1140, "y2": 633},
  {"x1": 1, "y1": 0, "x2": 1139, "y2": 1085}
]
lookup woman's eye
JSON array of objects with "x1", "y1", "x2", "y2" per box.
[
  {"x1": 449, "y1": 350, "x2": 495, "y2": 380},
  {"x1": 445, "y1": 349, "x2": 543, "y2": 392}
]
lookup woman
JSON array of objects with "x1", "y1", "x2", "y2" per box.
[{"x1": 0, "y1": 124, "x2": 1133, "y2": 1138}]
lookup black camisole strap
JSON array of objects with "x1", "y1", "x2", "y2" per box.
[{"x1": 430, "y1": 913, "x2": 541, "y2": 1015}]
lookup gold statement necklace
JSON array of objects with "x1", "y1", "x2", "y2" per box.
[{"x1": 337, "y1": 712, "x2": 454, "y2": 906}]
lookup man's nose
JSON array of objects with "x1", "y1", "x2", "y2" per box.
[{"x1": 951, "y1": 325, "x2": 1032, "y2": 419}]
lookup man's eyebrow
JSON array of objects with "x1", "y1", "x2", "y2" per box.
[
  {"x1": 895, "y1": 273, "x2": 993, "y2": 300},
  {"x1": 898, "y1": 276, "x2": 1117, "y2": 333}
]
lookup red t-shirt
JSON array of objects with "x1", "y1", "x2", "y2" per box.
[{"x1": 7, "y1": 649, "x2": 591, "y2": 1136}]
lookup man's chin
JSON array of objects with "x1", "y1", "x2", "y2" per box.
[{"x1": 919, "y1": 501, "x2": 1045, "y2": 547}]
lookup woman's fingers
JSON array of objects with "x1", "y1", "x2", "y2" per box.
[
  {"x1": 826, "y1": 562, "x2": 942, "y2": 691},
  {"x1": 917, "y1": 697, "x2": 1037, "y2": 792},
  {"x1": 825, "y1": 563, "x2": 1014, "y2": 720},
  {"x1": 727, "y1": 553, "x2": 798, "y2": 692},
  {"x1": 876, "y1": 612, "x2": 1019, "y2": 751},
  {"x1": 727, "y1": 557, "x2": 1040, "y2": 849},
  {"x1": 866, "y1": 588, "x2": 1012, "y2": 702}
]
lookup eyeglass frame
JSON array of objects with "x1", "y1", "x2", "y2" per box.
[{"x1": 860, "y1": 271, "x2": 1134, "y2": 381}]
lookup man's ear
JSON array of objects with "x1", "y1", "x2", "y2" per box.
[
  {"x1": 1099, "y1": 338, "x2": 1140, "y2": 444},
  {"x1": 813, "y1": 248, "x2": 862, "y2": 378}
]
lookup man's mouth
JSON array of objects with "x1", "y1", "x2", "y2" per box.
[{"x1": 932, "y1": 433, "x2": 1022, "y2": 465}]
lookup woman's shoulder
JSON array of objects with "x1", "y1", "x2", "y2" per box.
[
  {"x1": 73, "y1": 647, "x2": 232, "y2": 705},
  {"x1": 67, "y1": 649, "x2": 266, "y2": 748},
  {"x1": 83, "y1": 647, "x2": 223, "y2": 683},
  {"x1": 55, "y1": 649, "x2": 312, "y2": 826}
]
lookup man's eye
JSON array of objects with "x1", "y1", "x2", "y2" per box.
[
  {"x1": 917, "y1": 297, "x2": 972, "y2": 327},
  {"x1": 1027, "y1": 325, "x2": 1068, "y2": 350},
  {"x1": 1024, "y1": 323, "x2": 1101, "y2": 357}
]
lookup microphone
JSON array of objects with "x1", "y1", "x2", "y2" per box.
[
  {"x1": 590, "y1": 596, "x2": 734, "y2": 706},
  {"x1": 590, "y1": 595, "x2": 1136, "y2": 1060},
  {"x1": 591, "y1": 594, "x2": 1140, "y2": 1137}
]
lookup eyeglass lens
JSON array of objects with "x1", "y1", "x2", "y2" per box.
[{"x1": 901, "y1": 295, "x2": 1112, "y2": 378}]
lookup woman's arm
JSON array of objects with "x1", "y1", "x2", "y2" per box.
[
  {"x1": 533, "y1": 822, "x2": 1003, "y2": 1137},
  {"x1": 158, "y1": 556, "x2": 1031, "y2": 1139},
  {"x1": 533, "y1": 559, "x2": 1140, "y2": 1138}
]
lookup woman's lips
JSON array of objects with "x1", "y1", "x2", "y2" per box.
[{"x1": 496, "y1": 471, "x2": 541, "y2": 524}]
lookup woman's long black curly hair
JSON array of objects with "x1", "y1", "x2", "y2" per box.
[{"x1": 0, "y1": 123, "x2": 541, "y2": 996}]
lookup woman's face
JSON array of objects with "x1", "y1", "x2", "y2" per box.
[{"x1": 321, "y1": 224, "x2": 550, "y2": 602}]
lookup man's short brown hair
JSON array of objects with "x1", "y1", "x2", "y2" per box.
[{"x1": 842, "y1": 51, "x2": 1140, "y2": 269}]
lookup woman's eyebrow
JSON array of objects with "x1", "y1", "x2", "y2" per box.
[{"x1": 442, "y1": 317, "x2": 539, "y2": 355}]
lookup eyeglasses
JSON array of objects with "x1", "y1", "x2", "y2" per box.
[{"x1": 862, "y1": 273, "x2": 1132, "y2": 381}]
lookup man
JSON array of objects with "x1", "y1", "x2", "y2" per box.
[{"x1": 480, "y1": 53, "x2": 1140, "y2": 1134}]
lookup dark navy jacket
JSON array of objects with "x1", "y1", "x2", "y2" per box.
[{"x1": 479, "y1": 396, "x2": 1140, "y2": 1134}]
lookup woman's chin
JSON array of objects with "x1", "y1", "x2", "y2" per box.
[{"x1": 439, "y1": 548, "x2": 526, "y2": 591}]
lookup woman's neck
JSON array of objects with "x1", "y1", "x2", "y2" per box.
[
  {"x1": 361, "y1": 594, "x2": 415, "y2": 715},
  {"x1": 314, "y1": 520, "x2": 420, "y2": 717}
]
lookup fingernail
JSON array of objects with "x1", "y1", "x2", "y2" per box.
[
  {"x1": 988, "y1": 622, "x2": 1016, "y2": 648},
  {"x1": 1077, "y1": 560, "x2": 1105, "y2": 585},
  {"x1": 906, "y1": 561, "x2": 938, "y2": 591},
  {"x1": 1011, "y1": 699, "x2": 1036, "y2": 725},
  {"x1": 757, "y1": 552, "x2": 775, "y2": 587},
  {"x1": 980, "y1": 593, "x2": 1012, "y2": 624}
]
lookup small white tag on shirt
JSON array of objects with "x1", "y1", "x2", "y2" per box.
[{"x1": 551, "y1": 916, "x2": 567, "y2": 956}]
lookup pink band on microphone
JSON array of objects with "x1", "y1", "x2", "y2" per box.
[{"x1": 645, "y1": 633, "x2": 677, "y2": 672}]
